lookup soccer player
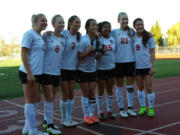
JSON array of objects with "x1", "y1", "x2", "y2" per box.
[
  {"x1": 111, "y1": 12, "x2": 136, "y2": 117},
  {"x1": 42, "y1": 14, "x2": 65, "y2": 134},
  {"x1": 19, "y1": 14, "x2": 49, "y2": 135},
  {"x1": 60, "y1": 15, "x2": 81, "y2": 127},
  {"x1": 76, "y1": 19, "x2": 100, "y2": 124},
  {"x1": 133, "y1": 18, "x2": 156, "y2": 117},
  {"x1": 96, "y1": 21, "x2": 116, "y2": 120}
]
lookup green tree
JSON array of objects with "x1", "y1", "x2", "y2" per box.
[
  {"x1": 150, "y1": 21, "x2": 163, "y2": 46},
  {"x1": 167, "y1": 22, "x2": 180, "y2": 46}
]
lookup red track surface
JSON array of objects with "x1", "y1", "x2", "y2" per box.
[{"x1": 0, "y1": 77, "x2": 180, "y2": 135}]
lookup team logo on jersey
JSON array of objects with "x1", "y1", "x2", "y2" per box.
[
  {"x1": 136, "y1": 44, "x2": 140, "y2": 51},
  {"x1": 55, "y1": 45, "x2": 60, "y2": 53}
]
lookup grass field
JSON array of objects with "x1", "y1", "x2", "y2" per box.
[{"x1": 0, "y1": 59, "x2": 180, "y2": 100}]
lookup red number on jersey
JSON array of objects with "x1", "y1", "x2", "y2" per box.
[
  {"x1": 108, "y1": 45, "x2": 112, "y2": 51},
  {"x1": 120, "y1": 38, "x2": 128, "y2": 44},
  {"x1": 72, "y1": 42, "x2": 76, "y2": 49},
  {"x1": 136, "y1": 44, "x2": 140, "y2": 51},
  {"x1": 55, "y1": 45, "x2": 60, "y2": 53}
]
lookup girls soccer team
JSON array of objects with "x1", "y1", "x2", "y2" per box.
[{"x1": 19, "y1": 12, "x2": 156, "y2": 135}]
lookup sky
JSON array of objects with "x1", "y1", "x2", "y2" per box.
[{"x1": 0, "y1": 0, "x2": 179, "y2": 44}]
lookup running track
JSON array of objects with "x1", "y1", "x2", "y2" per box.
[{"x1": 0, "y1": 76, "x2": 180, "y2": 135}]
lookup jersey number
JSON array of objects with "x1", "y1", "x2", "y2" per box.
[
  {"x1": 55, "y1": 45, "x2": 60, "y2": 53},
  {"x1": 136, "y1": 44, "x2": 140, "y2": 51},
  {"x1": 105, "y1": 45, "x2": 112, "y2": 51},
  {"x1": 120, "y1": 38, "x2": 128, "y2": 44}
]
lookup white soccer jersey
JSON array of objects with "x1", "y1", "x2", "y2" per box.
[
  {"x1": 111, "y1": 28, "x2": 135, "y2": 63},
  {"x1": 19, "y1": 29, "x2": 45, "y2": 75},
  {"x1": 61, "y1": 30, "x2": 81, "y2": 70},
  {"x1": 96, "y1": 36, "x2": 116, "y2": 70},
  {"x1": 43, "y1": 33, "x2": 65, "y2": 75},
  {"x1": 77, "y1": 34, "x2": 96, "y2": 72},
  {"x1": 133, "y1": 35, "x2": 156, "y2": 69}
]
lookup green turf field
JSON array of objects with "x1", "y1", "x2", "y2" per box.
[{"x1": 0, "y1": 59, "x2": 180, "y2": 100}]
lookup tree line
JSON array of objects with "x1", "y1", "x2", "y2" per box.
[{"x1": 150, "y1": 21, "x2": 180, "y2": 46}]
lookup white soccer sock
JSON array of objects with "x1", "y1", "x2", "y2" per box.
[
  {"x1": 137, "y1": 90, "x2": 146, "y2": 107},
  {"x1": 66, "y1": 99, "x2": 74, "y2": 121},
  {"x1": 89, "y1": 97, "x2": 96, "y2": 117},
  {"x1": 96, "y1": 96, "x2": 104, "y2": 113},
  {"x1": 23, "y1": 120, "x2": 29, "y2": 132},
  {"x1": 127, "y1": 85, "x2": 134, "y2": 108},
  {"x1": 24, "y1": 103, "x2": 36, "y2": 134},
  {"x1": 147, "y1": 92, "x2": 155, "y2": 108},
  {"x1": 81, "y1": 97, "x2": 89, "y2": 117},
  {"x1": 60, "y1": 100, "x2": 68, "y2": 121},
  {"x1": 34, "y1": 102, "x2": 39, "y2": 113},
  {"x1": 44, "y1": 101, "x2": 54, "y2": 124},
  {"x1": 106, "y1": 95, "x2": 113, "y2": 112},
  {"x1": 116, "y1": 86, "x2": 124, "y2": 109}
]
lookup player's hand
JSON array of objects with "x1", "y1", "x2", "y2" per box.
[
  {"x1": 87, "y1": 45, "x2": 94, "y2": 55},
  {"x1": 27, "y1": 72, "x2": 35, "y2": 85},
  {"x1": 45, "y1": 31, "x2": 52, "y2": 36},
  {"x1": 150, "y1": 67, "x2": 155, "y2": 76}
]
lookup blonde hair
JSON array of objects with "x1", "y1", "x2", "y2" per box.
[
  {"x1": 117, "y1": 12, "x2": 134, "y2": 39},
  {"x1": 31, "y1": 13, "x2": 46, "y2": 28},
  {"x1": 51, "y1": 14, "x2": 63, "y2": 26}
]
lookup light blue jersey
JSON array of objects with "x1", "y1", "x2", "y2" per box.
[
  {"x1": 77, "y1": 34, "x2": 96, "y2": 72},
  {"x1": 43, "y1": 33, "x2": 65, "y2": 75},
  {"x1": 111, "y1": 28, "x2": 135, "y2": 63},
  {"x1": 61, "y1": 30, "x2": 81, "y2": 70},
  {"x1": 96, "y1": 36, "x2": 115, "y2": 70},
  {"x1": 19, "y1": 29, "x2": 45, "y2": 75},
  {"x1": 133, "y1": 35, "x2": 156, "y2": 69}
]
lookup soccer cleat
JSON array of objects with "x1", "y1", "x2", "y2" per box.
[
  {"x1": 61, "y1": 120, "x2": 75, "y2": 127},
  {"x1": 120, "y1": 110, "x2": 128, "y2": 118},
  {"x1": 138, "y1": 107, "x2": 147, "y2": 116},
  {"x1": 84, "y1": 116, "x2": 94, "y2": 124},
  {"x1": 47, "y1": 124, "x2": 61, "y2": 135},
  {"x1": 127, "y1": 109, "x2": 137, "y2": 116},
  {"x1": 148, "y1": 108, "x2": 155, "y2": 117},
  {"x1": 42, "y1": 120, "x2": 48, "y2": 129},
  {"x1": 91, "y1": 115, "x2": 100, "y2": 123},
  {"x1": 98, "y1": 113, "x2": 107, "y2": 120},
  {"x1": 34, "y1": 130, "x2": 49, "y2": 135},
  {"x1": 22, "y1": 130, "x2": 28, "y2": 135},
  {"x1": 107, "y1": 112, "x2": 116, "y2": 119},
  {"x1": 69, "y1": 119, "x2": 78, "y2": 126}
]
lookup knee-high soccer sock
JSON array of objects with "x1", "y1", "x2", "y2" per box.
[
  {"x1": 60, "y1": 100, "x2": 68, "y2": 121},
  {"x1": 106, "y1": 95, "x2": 113, "y2": 112},
  {"x1": 44, "y1": 101, "x2": 54, "y2": 124},
  {"x1": 24, "y1": 103, "x2": 36, "y2": 134},
  {"x1": 89, "y1": 97, "x2": 96, "y2": 117},
  {"x1": 66, "y1": 99, "x2": 74, "y2": 121},
  {"x1": 147, "y1": 92, "x2": 155, "y2": 108},
  {"x1": 127, "y1": 85, "x2": 134, "y2": 109},
  {"x1": 137, "y1": 90, "x2": 146, "y2": 107},
  {"x1": 116, "y1": 86, "x2": 124, "y2": 109},
  {"x1": 81, "y1": 96, "x2": 89, "y2": 117},
  {"x1": 96, "y1": 96, "x2": 104, "y2": 114},
  {"x1": 23, "y1": 120, "x2": 29, "y2": 132}
]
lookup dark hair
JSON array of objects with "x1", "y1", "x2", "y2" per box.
[
  {"x1": 85, "y1": 19, "x2": 96, "y2": 33},
  {"x1": 133, "y1": 18, "x2": 152, "y2": 46},
  {"x1": 98, "y1": 21, "x2": 111, "y2": 35},
  {"x1": 67, "y1": 15, "x2": 81, "y2": 42}
]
